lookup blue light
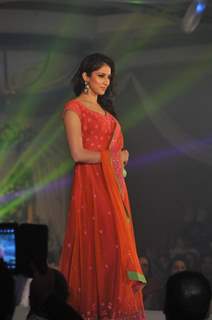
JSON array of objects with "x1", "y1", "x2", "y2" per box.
[{"x1": 195, "y1": 2, "x2": 206, "y2": 14}]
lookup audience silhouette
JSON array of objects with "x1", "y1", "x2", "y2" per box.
[
  {"x1": 0, "y1": 258, "x2": 15, "y2": 320},
  {"x1": 164, "y1": 271, "x2": 211, "y2": 320}
]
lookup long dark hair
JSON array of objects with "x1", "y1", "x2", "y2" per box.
[{"x1": 71, "y1": 53, "x2": 117, "y2": 118}]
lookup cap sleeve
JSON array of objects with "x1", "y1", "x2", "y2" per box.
[{"x1": 63, "y1": 100, "x2": 82, "y2": 120}]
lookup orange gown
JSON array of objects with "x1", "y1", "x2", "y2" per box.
[{"x1": 59, "y1": 99, "x2": 146, "y2": 320}]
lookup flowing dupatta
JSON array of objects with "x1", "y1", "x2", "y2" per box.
[{"x1": 101, "y1": 120, "x2": 146, "y2": 288}]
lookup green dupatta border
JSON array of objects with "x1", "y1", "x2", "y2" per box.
[{"x1": 128, "y1": 271, "x2": 147, "y2": 284}]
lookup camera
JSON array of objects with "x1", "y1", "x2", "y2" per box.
[
  {"x1": 0, "y1": 223, "x2": 48, "y2": 276},
  {"x1": 0, "y1": 223, "x2": 17, "y2": 271}
]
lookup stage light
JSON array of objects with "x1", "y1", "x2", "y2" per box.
[
  {"x1": 182, "y1": 0, "x2": 207, "y2": 33},
  {"x1": 195, "y1": 1, "x2": 206, "y2": 13}
]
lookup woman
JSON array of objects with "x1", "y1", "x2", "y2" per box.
[
  {"x1": 169, "y1": 255, "x2": 188, "y2": 275},
  {"x1": 59, "y1": 53, "x2": 146, "y2": 319},
  {"x1": 139, "y1": 256, "x2": 162, "y2": 310}
]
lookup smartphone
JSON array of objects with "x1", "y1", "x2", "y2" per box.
[{"x1": 0, "y1": 223, "x2": 17, "y2": 272}]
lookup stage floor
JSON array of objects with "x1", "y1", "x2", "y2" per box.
[{"x1": 12, "y1": 306, "x2": 212, "y2": 320}]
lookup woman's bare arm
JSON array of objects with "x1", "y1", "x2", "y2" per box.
[
  {"x1": 64, "y1": 110, "x2": 101, "y2": 163},
  {"x1": 64, "y1": 110, "x2": 129, "y2": 164}
]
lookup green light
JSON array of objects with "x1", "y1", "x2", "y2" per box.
[{"x1": 0, "y1": 160, "x2": 73, "y2": 219}]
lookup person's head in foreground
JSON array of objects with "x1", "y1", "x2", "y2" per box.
[
  {"x1": 164, "y1": 271, "x2": 211, "y2": 320},
  {"x1": 0, "y1": 258, "x2": 15, "y2": 320}
]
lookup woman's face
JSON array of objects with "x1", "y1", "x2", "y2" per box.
[
  {"x1": 83, "y1": 64, "x2": 111, "y2": 96},
  {"x1": 171, "y1": 260, "x2": 187, "y2": 274},
  {"x1": 139, "y1": 257, "x2": 150, "y2": 277}
]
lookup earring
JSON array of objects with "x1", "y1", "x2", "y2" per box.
[{"x1": 84, "y1": 81, "x2": 89, "y2": 94}]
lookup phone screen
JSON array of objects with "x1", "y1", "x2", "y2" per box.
[{"x1": 0, "y1": 226, "x2": 16, "y2": 271}]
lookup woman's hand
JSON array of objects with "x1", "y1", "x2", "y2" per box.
[{"x1": 121, "y1": 149, "x2": 129, "y2": 165}]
